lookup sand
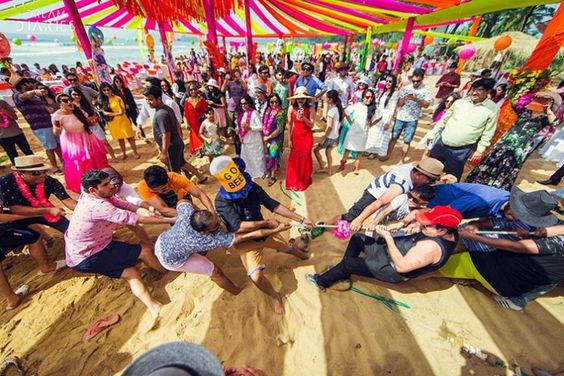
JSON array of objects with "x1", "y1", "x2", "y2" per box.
[{"x1": 0, "y1": 76, "x2": 563, "y2": 376}]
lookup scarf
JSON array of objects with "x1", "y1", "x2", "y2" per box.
[
  {"x1": 237, "y1": 109, "x2": 254, "y2": 138},
  {"x1": 262, "y1": 107, "x2": 280, "y2": 135},
  {"x1": 13, "y1": 172, "x2": 60, "y2": 223}
]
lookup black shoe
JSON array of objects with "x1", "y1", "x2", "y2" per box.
[{"x1": 537, "y1": 179, "x2": 559, "y2": 186}]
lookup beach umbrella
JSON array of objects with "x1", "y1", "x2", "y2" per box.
[
  {"x1": 12, "y1": 38, "x2": 21, "y2": 46},
  {"x1": 0, "y1": 33, "x2": 11, "y2": 58},
  {"x1": 494, "y1": 35, "x2": 512, "y2": 51},
  {"x1": 458, "y1": 45, "x2": 476, "y2": 60},
  {"x1": 27, "y1": 34, "x2": 36, "y2": 42}
]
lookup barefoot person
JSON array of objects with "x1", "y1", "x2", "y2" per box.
[
  {"x1": 155, "y1": 200, "x2": 291, "y2": 295},
  {"x1": 211, "y1": 156, "x2": 314, "y2": 314},
  {"x1": 0, "y1": 205, "x2": 67, "y2": 310},
  {"x1": 65, "y1": 170, "x2": 176, "y2": 319}
]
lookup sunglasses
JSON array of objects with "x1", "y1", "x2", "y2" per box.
[
  {"x1": 68, "y1": 78, "x2": 78, "y2": 82},
  {"x1": 260, "y1": 71, "x2": 269, "y2": 74},
  {"x1": 412, "y1": 79, "x2": 422, "y2": 83},
  {"x1": 71, "y1": 93, "x2": 81, "y2": 97},
  {"x1": 303, "y1": 68, "x2": 312, "y2": 72},
  {"x1": 445, "y1": 99, "x2": 454, "y2": 104},
  {"x1": 60, "y1": 98, "x2": 70, "y2": 103},
  {"x1": 240, "y1": 101, "x2": 249, "y2": 105},
  {"x1": 270, "y1": 100, "x2": 279, "y2": 104},
  {"x1": 189, "y1": 88, "x2": 197, "y2": 92},
  {"x1": 29, "y1": 170, "x2": 47, "y2": 176},
  {"x1": 363, "y1": 95, "x2": 374, "y2": 100},
  {"x1": 408, "y1": 192, "x2": 423, "y2": 205},
  {"x1": 386, "y1": 80, "x2": 394, "y2": 83}
]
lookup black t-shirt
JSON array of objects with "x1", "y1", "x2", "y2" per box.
[
  {"x1": 0, "y1": 174, "x2": 70, "y2": 207},
  {"x1": 215, "y1": 183, "x2": 280, "y2": 233},
  {"x1": 153, "y1": 105, "x2": 182, "y2": 149},
  {"x1": 471, "y1": 237, "x2": 564, "y2": 297}
]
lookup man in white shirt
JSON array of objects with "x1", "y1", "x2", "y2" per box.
[{"x1": 135, "y1": 77, "x2": 182, "y2": 140}]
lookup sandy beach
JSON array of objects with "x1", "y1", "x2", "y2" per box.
[{"x1": 0, "y1": 77, "x2": 562, "y2": 375}]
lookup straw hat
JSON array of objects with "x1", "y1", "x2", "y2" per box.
[
  {"x1": 535, "y1": 90, "x2": 562, "y2": 113},
  {"x1": 206, "y1": 78, "x2": 220, "y2": 88},
  {"x1": 217, "y1": 67, "x2": 226, "y2": 74},
  {"x1": 287, "y1": 86, "x2": 313, "y2": 101},
  {"x1": 413, "y1": 158, "x2": 445, "y2": 180},
  {"x1": 11, "y1": 155, "x2": 51, "y2": 171}
]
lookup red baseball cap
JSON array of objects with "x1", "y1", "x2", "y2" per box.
[{"x1": 416, "y1": 206, "x2": 462, "y2": 229}]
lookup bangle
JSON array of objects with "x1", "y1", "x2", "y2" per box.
[{"x1": 300, "y1": 217, "x2": 305, "y2": 224}]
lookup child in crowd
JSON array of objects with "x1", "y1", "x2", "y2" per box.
[
  {"x1": 365, "y1": 184, "x2": 435, "y2": 238},
  {"x1": 199, "y1": 108, "x2": 226, "y2": 163},
  {"x1": 314, "y1": 90, "x2": 343, "y2": 175}
]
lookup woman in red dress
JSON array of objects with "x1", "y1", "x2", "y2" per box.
[
  {"x1": 285, "y1": 87, "x2": 314, "y2": 191},
  {"x1": 183, "y1": 82, "x2": 206, "y2": 155}
]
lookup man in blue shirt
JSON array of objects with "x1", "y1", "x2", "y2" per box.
[
  {"x1": 295, "y1": 62, "x2": 326, "y2": 124},
  {"x1": 428, "y1": 183, "x2": 510, "y2": 219}
]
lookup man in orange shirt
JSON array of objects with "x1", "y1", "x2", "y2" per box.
[{"x1": 137, "y1": 165, "x2": 215, "y2": 218}]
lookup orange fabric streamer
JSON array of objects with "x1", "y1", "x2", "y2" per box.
[
  {"x1": 525, "y1": 2, "x2": 564, "y2": 71},
  {"x1": 469, "y1": 99, "x2": 518, "y2": 167}
]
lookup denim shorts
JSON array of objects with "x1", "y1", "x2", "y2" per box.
[
  {"x1": 32, "y1": 127, "x2": 59, "y2": 150},
  {"x1": 319, "y1": 137, "x2": 337, "y2": 149},
  {"x1": 391, "y1": 119, "x2": 418, "y2": 144}
]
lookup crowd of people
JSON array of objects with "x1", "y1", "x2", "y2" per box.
[{"x1": 0, "y1": 46, "x2": 562, "y2": 324}]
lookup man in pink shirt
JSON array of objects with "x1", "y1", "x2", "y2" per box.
[{"x1": 65, "y1": 170, "x2": 175, "y2": 319}]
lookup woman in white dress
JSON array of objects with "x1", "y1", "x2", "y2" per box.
[
  {"x1": 366, "y1": 75, "x2": 399, "y2": 160},
  {"x1": 337, "y1": 89, "x2": 380, "y2": 175},
  {"x1": 237, "y1": 94, "x2": 266, "y2": 178}
]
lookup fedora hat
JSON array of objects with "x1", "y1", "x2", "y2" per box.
[
  {"x1": 255, "y1": 84, "x2": 268, "y2": 95},
  {"x1": 11, "y1": 155, "x2": 51, "y2": 172},
  {"x1": 206, "y1": 78, "x2": 220, "y2": 88},
  {"x1": 287, "y1": 86, "x2": 313, "y2": 101},
  {"x1": 414, "y1": 158, "x2": 444, "y2": 180},
  {"x1": 509, "y1": 187, "x2": 559, "y2": 227}
]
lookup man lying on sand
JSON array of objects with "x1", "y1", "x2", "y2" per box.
[
  {"x1": 211, "y1": 156, "x2": 313, "y2": 314},
  {"x1": 138, "y1": 165, "x2": 214, "y2": 218},
  {"x1": 155, "y1": 200, "x2": 291, "y2": 295},
  {"x1": 438, "y1": 189, "x2": 564, "y2": 311},
  {"x1": 307, "y1": 206, "x2": 461, "y2": 289},
  {"x1": 65, "y1": 170, "x2": 175, "y2": 319}
]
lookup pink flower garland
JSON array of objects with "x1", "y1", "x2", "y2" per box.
[
  {"x1": 331, "y1": 220, "x2": 351, "y2": 240},
  {"x1": 13, "y1": 172, "x2": 61, "y2": 223},
  {"x1": 0, "y1": 112, "x2": 10, "y2": 129}
]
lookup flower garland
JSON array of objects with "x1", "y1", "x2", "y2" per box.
[
  {"x1": 13, "y1": 172, "x2": 60, "y2": 223},
  {"x1": 237, "y1": 109, "x2": 253, "y2": 139},
  {"x1": 262, "y1": 107, "x2": 280, "y2": 136},
  {"x1": 506, "y1": 67, "x2": 552, "y2": 110}
]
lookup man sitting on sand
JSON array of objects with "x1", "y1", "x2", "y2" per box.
[
  {"x1": 439, "y1": 189, "x2": 563, "y2": 311},
  {"x1": 328, "y1": 158, "x2": 444, "y2": 232},
  {"x1": 0, "y1": 156, "x2": 77, "y2": 234},
  {"x1": 65, "y1": 170, "x2": 176, "y2": 319},
  {"x1": 308, "y1": 206, "x2": 462, "y2": 290},
  {"x1": 155, "y1": 200, "x2": 292, "y2": 295},
  {"x1": 211, "y1": 156, "x2": 313, "y2": 314},
  {"x1": 1, "y1": 205, "x2": 67, "y2": 310},
  {"x1": 137, "y1": 165, "x2": 215, "y2": 218}
]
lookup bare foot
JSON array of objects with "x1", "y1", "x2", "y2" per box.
[
  {"x1": 6, "y1": 285, "x2": 29, "y2": 310},
  {"x1": 314, "y1": 168, "x2": 328, "y2": 174},
  {"x1": 148, "y1": 302, "x2": 162, "y2": 319},
  {"x1": 120, "y1": 155, "x2": 127, "y2": 160},
  {"x1": 133, "y1": 153, "x2": 141, "y2": 160},
  {"x1": 111, "y1": 158, "x2": 120, "y2": 164}
]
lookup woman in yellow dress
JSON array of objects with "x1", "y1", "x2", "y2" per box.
[{"x1": 98, "y1": 82, "x2": 140, "y2": 160}]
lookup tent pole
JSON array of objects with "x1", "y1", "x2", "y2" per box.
[
  {"x1": 343, "y1": 34, "x2": 348, "y2": 63},
  {"x1": 62, "y1": 0, "x2": 92, "y2": 62},
  {"x1": 222, "y1": 36, "x2": 226, "y2": 51},
  {"x1": 244, "y1": 0, "x2": 254, "y2": 65},
  {"x1": 158, "y1": 22, "x2": 175, "y2": 81},
  {"x1": 393, "y1": 16, "x2": 415, "y2": 71}
]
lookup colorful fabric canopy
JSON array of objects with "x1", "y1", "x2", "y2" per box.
[{"x1": 0, "y1": 0, "x2": 456, "y2": 37}]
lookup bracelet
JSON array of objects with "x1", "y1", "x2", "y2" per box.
[{"x1": 300, "y1": 217, "x2": 305, "y2": 224}]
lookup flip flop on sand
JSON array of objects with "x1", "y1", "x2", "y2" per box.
[
  {"x1": 6, "y1": 285, "x2": 29, "y2": 311},
  {"x1": 37, "y1": 260, "x2": 67, "y2": 276},
  {"x1": 0, "y1": 357, "x2": 25, "y2": 375},
  {"x1": 83, "y1": 313, "x2": 121, "y2": 341}
]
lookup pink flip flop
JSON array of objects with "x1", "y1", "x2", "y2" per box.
[{"x1": 83, "y1": 313, "x2": 121, "y2": 341}]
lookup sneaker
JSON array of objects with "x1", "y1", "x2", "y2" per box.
[
  {"x1": 492, "y1": 296, "x2": 524, "y2": 311},
  {"x1": 305, "y1": 274, "x2": 325, "y2": 291},
  {"x1": 537, "y1": 179, "x2": 559, "y2": 186}
]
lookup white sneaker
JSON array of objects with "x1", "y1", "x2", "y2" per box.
[{"x1": 492, "y1": 296, "x2": 524, "y2": 311}]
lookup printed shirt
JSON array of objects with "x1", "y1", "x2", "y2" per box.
[
  {"x1": 155, "y1": 202, "x2": 235, "y2": 266},
  {"x1": 366, "y1": 164, "x2": 414, "y2": 199},
  {"x1": 0, "y1": 174, "x2": 70, "y2": 207},
  {"x1": 395, "y1": 84, "x2": 432, "y2": 122},
  {"x1": 461, "y1": 218, "x2": 531, "y2": 252},
  {"x1": 64, "y1": 193, "x2": 139, "y2": 267},
  {"x1": 12, "y1": 92, "x2": 53, "y2": 130}
]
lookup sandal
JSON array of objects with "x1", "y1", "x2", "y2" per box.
[
  {"x1": 37, "y1": 260, "x2": 67, "y2": 276},
  {"x1": 83, "y1": 313, "x2": 121, "y2": 341},
  {"x1": 6, "y1": 285, "x2": 29, "y2": 311}
]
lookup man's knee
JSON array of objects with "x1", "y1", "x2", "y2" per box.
[
  {"x1": 121, "y1": 266, "x2": 141, "y2": 280},
  {"x1": 247, "y1": 265, "x2": 266, "y2": 284}
]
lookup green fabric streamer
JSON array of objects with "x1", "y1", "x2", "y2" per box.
[
  {"x1": 351, "y1": 286, "x2": 410, "y2": 316},
  {"x1": 279, "y1": 182, "x2": 302, "y2": 206}
]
